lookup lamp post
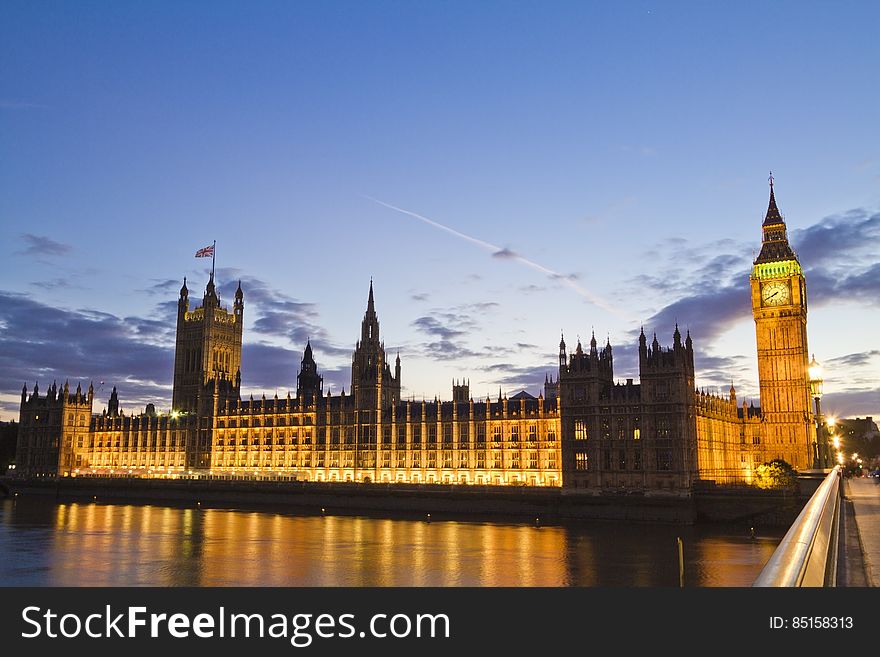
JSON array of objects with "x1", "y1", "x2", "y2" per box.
[{"x1": 808, "y1": 355, "x2": 825, "y2": 469}]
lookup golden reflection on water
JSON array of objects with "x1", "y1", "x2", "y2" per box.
[{"x1": 1, "y1": 500, "x2": 780, "y2": 587}]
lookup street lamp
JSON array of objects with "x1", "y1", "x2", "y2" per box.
[{"x1": 808, "y1": 355, "x2": 825, "y2": 469}]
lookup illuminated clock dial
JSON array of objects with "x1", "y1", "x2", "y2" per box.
[{"x1": 761, "y1": 281, "x2": 790, "y2": 306}]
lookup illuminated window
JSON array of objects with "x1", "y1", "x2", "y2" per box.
[
  {"x1": 657, "y1": 417, "x2": 669, "y2": 439},
  {"x1": 575, "y1": 453, "x2": 588, "y2": 471},
  {"x1": 633, "y1": 428, "x2": 641, "y2": 440},
  {"x1": 547, "y1": 429, "x2": 556, "y2": 443},
  {"x1": 574, "y1": 420, "x2": 588, "y2": 441}
]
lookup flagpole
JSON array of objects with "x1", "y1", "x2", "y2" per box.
[{"x1": 212, "y1": 240, "x2": 216, "y2": 279}]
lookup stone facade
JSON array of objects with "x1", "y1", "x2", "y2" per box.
[{"x1": 15, "y1": 183, "x2": 815, "y2": 491}]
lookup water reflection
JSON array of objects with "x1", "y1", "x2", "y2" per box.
[{"x1": 0, "y1": 498, "x2": 781, "y2": 586}]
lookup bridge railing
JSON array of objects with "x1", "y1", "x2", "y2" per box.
[{"x1": 753, "y1": 465, "x2": 841, "y2": 587}]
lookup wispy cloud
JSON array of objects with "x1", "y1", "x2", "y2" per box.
[
  {"x1": 17, "y1": 234, "x2": 72, "y2": 258},
  {"x1": 364, "y1": 196, "x2": 628, "y2": 318}
]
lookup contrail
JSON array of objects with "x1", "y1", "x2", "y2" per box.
[{"x1": 364, "y1": 195, "x2": 627, "y2": 318}]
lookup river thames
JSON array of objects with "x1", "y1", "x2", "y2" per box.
[{"x1": 0, "y1": 498, "x2": 782, "y2": 586}]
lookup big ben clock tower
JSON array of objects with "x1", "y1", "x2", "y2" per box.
[{"x1": 750, "y1": 175, "x2": 814, "y2": 469}]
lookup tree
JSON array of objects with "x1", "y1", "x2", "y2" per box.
[{"x1": 755, "y1": 459, "x2": 797, "y2": 490}]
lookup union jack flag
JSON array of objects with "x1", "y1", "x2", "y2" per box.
[{"x1": 195, "y1": 245, "x2": 214, "y2": 258}]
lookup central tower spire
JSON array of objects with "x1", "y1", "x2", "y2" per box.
[{"x1": 361, "y1": 278, "x2": 379, "y2": 343}]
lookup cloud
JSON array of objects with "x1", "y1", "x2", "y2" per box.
[
  {"x1": 30, "y1": 278, "x2": 78, "y2": 291},
  {"x1": 412, "y1": 316, "x2": 466, "y2": 340},
  {"x1": 0, "y1": 291, "x2": 174, "y2": 418},
  {"x1": 827, "y1": 350, "x2": 880, "y2": 369},
  {"x1": 366, "y1": 196, "x2": 625, "y2": 316},
  {"x1": 410, "y1": 292, "x2": 430, "y2": 302},
  {"x1": 213, "y1": 272, "x2": 351, "y2": 358},
  {"x1": 643, "y1": 285, "x2": 751, "y2": 344},
  {"x1": 478, "y1": 362, "x2": 557, "y2": 393},
  {"x1": 142, "y1": 279, "x2": 182, "y2": 296},
  {"x1": 17, "y1": 234, "x2": 72, "y2": 258}
]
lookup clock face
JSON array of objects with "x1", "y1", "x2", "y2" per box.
[{"x1": 761, "y1": 281, "x2": 790, "y2": 306}]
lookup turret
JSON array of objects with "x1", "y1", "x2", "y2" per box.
[
  {"x1": 108, "y1": 386, "x2": 119, "y2": 416},
  {"x1": 296, "y1": 339, "x2": 323, "y2": 404}
]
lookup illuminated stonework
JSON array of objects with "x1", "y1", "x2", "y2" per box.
[
  {"x1": 749, "y1": 180, "x2": 814, "y2": 469},
  {"x1": 14, "y1": 182, "x2": 812, "y2": 489}
]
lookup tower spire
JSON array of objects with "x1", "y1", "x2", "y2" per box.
[
  {"x1": 763, "y1": 171, "x2": 783, "y2": 227},
  {"x1": 756, "y1": 173, "x2": 797, "y2": 264}
]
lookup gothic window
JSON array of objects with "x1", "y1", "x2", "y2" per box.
[
  {"x1": 528, "y1": 425, "x2": 537, "y2": 443},
  {"x1": 529, "y1": 452, "x2": 538, "y2": 469},
  {"x1": 575, "y1": 452, "x2": 588, "y2": 471},
  {"x1": 428, "y1": 425, "x2": 437, "y2": 444},
  {"x1": 510, "y1": 425, "x2": 519, "y2": 443},
  {"x1": 477, "y1": 425, "x2": 486, "y2": 444},
  {"x1": 512, "y1": 453, "x2": 520, "y2": 469},
  {"x1": 547, "y1": 428, "x2": 557, "y2": 443},
  {"x1": 443, "y1": 425, "x2": 453, "y2": 445},
  {"x1": 412, "y1": 425, "x2": 421, "y2": 444},
  {"x1": 603, "y1": 450, "x2": 611, "y2": 470},
  {"x1": 459, "y1": 425, "x2": 469, "y2": 443},
  {"x1": 657, "y1": 417, "x2": 669, "y2": 439},
  {"x1": 574, "y1": 420, "x2": 588, "y2": 441},
  {"x1": 634, "y1": 450, "x2": 642, "y2": 471},
  {"x1": 492, "y1": 425, "x2": 502, "y2": 444},
  {"x1": 618, "y1": 449, "x2": 626, "y2": 470},
  {"x1": 656, "y1": 449, "x2": 673, "y2": 471}
]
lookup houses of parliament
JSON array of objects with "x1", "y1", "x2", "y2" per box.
[{"x1": 14, "y1": 183, "x2": 816, "y2": 492}]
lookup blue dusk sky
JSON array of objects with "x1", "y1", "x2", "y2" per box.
[{"x1": 1, "y1": 1, "x2": 878, "y2": 421}]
